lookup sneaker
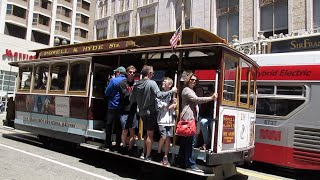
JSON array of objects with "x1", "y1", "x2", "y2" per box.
[
  {"x1": 144, "y1": 155, "x2": 151, "y2": 162},
  {"x1": 140, "y1": 153, "x2": 145, "y2": 159},
  {"x1": 162, "y1": 157, "x2": 169, "y2": 166},
  {"x1": 187, "y1": 166, "x2": 204, "y2": 173}
]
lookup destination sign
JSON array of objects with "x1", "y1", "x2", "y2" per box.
[{"x1": 38, "y1": 40, "x2": 135, "y2": 58}]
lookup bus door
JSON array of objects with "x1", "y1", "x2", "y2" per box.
[{"x1": 89, "y1": 63, "x2": 113, "y2": 130}]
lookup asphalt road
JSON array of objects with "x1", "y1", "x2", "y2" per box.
[{"x1": 0, "y1": 115, "x2": 317, "y2": 180}]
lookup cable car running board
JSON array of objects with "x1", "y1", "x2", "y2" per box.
[{"x1": 80, "y1": 143, "x2": 215, "y2": 177}]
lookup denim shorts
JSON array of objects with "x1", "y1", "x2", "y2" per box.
[
  {"x1": 159, "y1": 125, "x2": 173, "y2": 139},
  {"x1": 120, "y1": 112, "x2": 138, "y2": 129}
]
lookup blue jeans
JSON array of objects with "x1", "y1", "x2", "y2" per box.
[
  {"x1": 199, "y1": 117, "x2": 214, "y2": 145},
  {"x1": 177, "y1": 135, "x2": 196, "y2": 168}
]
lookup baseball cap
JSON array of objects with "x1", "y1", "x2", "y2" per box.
[{"x1": 114, "y1": 66, "x2": 126, "y2": 73}]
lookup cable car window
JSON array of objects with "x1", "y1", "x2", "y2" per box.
[
  {"x1": 50, "y1": 63, "x2": 67, "y2": 91},
  {"x1": 33, "y1": 64, "x2": 49, "y2": 90},
  {"x1": 223, "y1": 53, "x2": 238, "y2": 102},
  {"x1": 249, "y1": 67, "x2": 256, "y2": 107},
  {"x1": 19, "y1": 66, "x2": 33, "y2": 90},
  {"x1": 93, "y1": 64, "x2": 112, "y2": 98},
  {"x1": 69, "y1": 62, "x2": 89, "y2": 91},
  {"x1": 240, "y1": 61, "x2": 249, "y2": 105}
]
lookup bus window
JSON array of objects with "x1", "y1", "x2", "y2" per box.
[
  {"x1": 277, "y1": 86, "x2": 304, "y2": 95},
  {"x1": 239, "y1": 61, "x2": 249, "y2": 106},
  {"x1": 69, "y1": 61, "x2": 89, "y2": 92},
  {"x1": 256, "y1": 85, "x2": 306, "y2": 117},
  {"x1": 257, "y1": 85, "x2": 274, "y2": 94},
  {"x1": 257, "y1": 98, "x2": 304, "y2": 116},
  {"x1": 33, "y1": 64, "x2": 49, "y2": 91},
  {"x1": 222, "y1": 53, "x2": 238, "y2": 104},
  {"x1": 50, "y1": 63, "x2": 67, "y2": 91},
  {"x1": 19, "y1": 66, "x2": 33, "y2": 90}
]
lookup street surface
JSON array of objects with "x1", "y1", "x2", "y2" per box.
[{"x1": 0, "y1": 114, "x2": 317, "y2": 180}]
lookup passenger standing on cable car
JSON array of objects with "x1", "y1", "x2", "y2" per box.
[
  {"x1": 119, "y1": 65, "x2": 138, "y2": 156},
  {"x1": 104, "y1": 66, "x2": 127, "y2": 151},
  {"x1": 176, "y1": 73, "x2": 217, "y2": 172},
  {"x1": 130, "y1": 65, "x2": 177, "y2": 162}
]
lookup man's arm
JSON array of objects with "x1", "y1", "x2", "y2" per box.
[
  {"x1": 150, "y1": 81, "x2": 175, "y2": 99},
  {"x1": 104, "y1": 79, "x2": 114, "y2": 97},
  {"x1": 129, "y1": 85, "x2": 137, "y2": 103}
]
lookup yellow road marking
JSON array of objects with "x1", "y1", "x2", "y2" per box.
[{"x1": 237, "y1": 168, "x2": 284, "y2": 180}]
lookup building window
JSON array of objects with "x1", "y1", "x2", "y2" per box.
[
  {"x1": 39, "y1": 15, "x2": 50, "y2": 26},
  {"x1": 314, "y1": 0, "x2": 320, "y2": 29},
  {"x1": 57, "y1": 6, "x2": 72, "y2": 18},
  {"x1": 75, "y1": 28, "x2": 88, "y2": 38},
  {"x1": 217, "y1": 0, "x2": 239, "y2": 42},
  {"x1": 140, "y1": 15, "x2": 155, "y2": 35},
  {"x1": 55, "y1": 21, "x2": 70, "y2": 32},
  {"x1": 117, "y1": 21, "x2": 129, "y2": 37},
  {"x1": 97, "y1": 27, "x2": 108, "y2": 40},
  {"x1": 33, "y1": 14, "x2": 50, "y2": 26},
  {"x1": 175, "y1": 0, "x2": 191, "y2": 29},
  {"x1": 80, "y1": 29, "x2": 88, "y2": 38},
  {"x1": 141, "y1": 0, "x2": 153, "y2": 6},
  {"x1": 78, "y1": 0, "x2": 90, "y2": 11},
  {"x1": 40, "y1": 0, "x2": 51, "y2": 10},
  {"x1": 76, "y1": 13, "x2": 89, "y2": 24},
  {"x1": 33, "y1": 14, "x2": 38, "y2": 25},
  {"x1": 4, "y1": 23, "x2": 27, "y2": 39},
  {"x1": 260, "y1": 0, "x2": 288, "y2": 38},
  {"x1": 6, "y1": 4, "x2": 27, "y2": 19}
]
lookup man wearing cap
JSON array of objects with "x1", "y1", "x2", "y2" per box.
[{"x1": 104, "y1": 66, "x2": 127, "y2": 150}]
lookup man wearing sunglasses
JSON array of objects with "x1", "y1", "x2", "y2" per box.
[{"x1": 119, "y1": 65, "x2": 138, "y2": 156}]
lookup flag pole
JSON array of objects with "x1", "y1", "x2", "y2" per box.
[
  {"x1": 179, "y1": 25, "x2": 182, "y2": 46},
  {"x1": 180, "y1": 0, "x2": 184, "y2": 46}
]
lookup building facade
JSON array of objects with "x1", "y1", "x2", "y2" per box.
[
  {"x1": 94, "y1": 0, "x2": 320, "y2": 45},
  {"x1": 0, "y1": 0, "x2": 96, "y2": 111},
  {"x1": 0, "y1": 0, "x2": 96, "y2": 46}
]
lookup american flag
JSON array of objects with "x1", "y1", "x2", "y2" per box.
[{"x1": 170, "y1": 25, "x2": 182, "y2": 49}]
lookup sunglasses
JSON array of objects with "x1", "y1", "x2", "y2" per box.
[
  {"x1": 128, "y1": 71, "x2": 136, "y2": 74},
  {"x1": 190, "y1": 78, "x2": 197, "y2": 82}
]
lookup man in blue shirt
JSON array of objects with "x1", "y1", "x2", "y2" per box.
[{"x1": 104, "y1": 66, "x2": 127, "y2": 150}]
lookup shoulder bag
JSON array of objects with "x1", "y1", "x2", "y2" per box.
[{"x1": 175, "y1": 105, "x2": 196, "y2": 136}]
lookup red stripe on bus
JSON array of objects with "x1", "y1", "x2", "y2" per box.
[
  {"x1": 254, "y1": 142, "x2": 320, "y2": 170},
  {"x1": 195, "y1": 65, "x2": 320, "y2": 81}
]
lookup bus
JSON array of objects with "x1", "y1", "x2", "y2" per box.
[
  {"x1": 250, "y1": 51, "x2": 320, "y2": 171},
  {"x1": 8, "y1": 28, "x2": 258, "y2": 179}
]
